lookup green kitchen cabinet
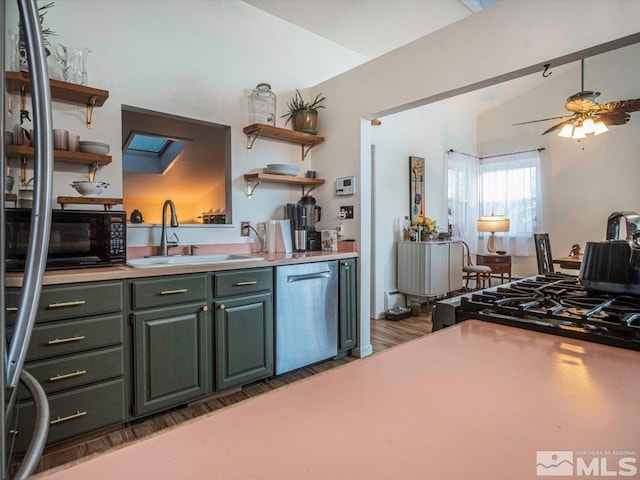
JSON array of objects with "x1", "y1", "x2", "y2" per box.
[
  {"x1": 130, "y1": 274, "x2": 210, "y2": 417},
  {"x1": 338, "y1": 259, "x2": 357, "y2": 353},
  {"x1": 5, "y1": 281, "x2": 127, "y2": 451},
  {"x1": 212, "y1": 268, "x2": 273, "y2": 390},
  {"x1": 214, "y1": 293, "x2": 273, "y2": 390}
]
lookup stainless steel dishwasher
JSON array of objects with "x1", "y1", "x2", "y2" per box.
[{"x1": 275, "y1": 261, "x2": 338, "y2": 375}]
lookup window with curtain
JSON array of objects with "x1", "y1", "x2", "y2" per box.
[
  {"x1": 479, "y1": 150, "x2": 542, "y2": 256},
  {"x1": 448, "y1": 149, "x2": 542, "y2": 257},
  {"x1": 447, "y1": 151, "x2": 479, "y2": 253}
]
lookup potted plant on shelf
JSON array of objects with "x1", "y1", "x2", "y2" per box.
[{"x1": 282, "y1": 89, "x2": 326, "y2": 135}]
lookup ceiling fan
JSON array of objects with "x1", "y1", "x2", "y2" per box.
[{"x1": 513, "y1": 59, "x2": 640, "y2": 139}]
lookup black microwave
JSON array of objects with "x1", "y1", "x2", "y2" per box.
[{"x1": 5, "y1": 209, "x2": 126, "y2": 271}]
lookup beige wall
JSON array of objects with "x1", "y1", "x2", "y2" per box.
[{"x1": 312, "y1": 0, "x2": 640, "y2": 355}]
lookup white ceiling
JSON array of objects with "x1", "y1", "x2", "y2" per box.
[
  {"x1": 243, "y1": 0, "x2": 499, "y2": 60},
  {"x1": 241, "y1": 0, "x2": 576, "y2": 117}
]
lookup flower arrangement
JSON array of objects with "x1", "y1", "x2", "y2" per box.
[
  {"x1": 417, "y1": 216, "x2": 438, "y2": 233},
  {"x1": 412, "y1": 216, "x2": 438, "y2": 241}
]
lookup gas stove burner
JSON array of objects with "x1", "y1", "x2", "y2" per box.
[{"x1": 446, "y1": 273, "x2": 640, "y2": 351}]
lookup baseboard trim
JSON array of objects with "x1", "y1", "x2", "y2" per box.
[{"x1": 352, "y1": 343, "x2": 373, "y2": 358}]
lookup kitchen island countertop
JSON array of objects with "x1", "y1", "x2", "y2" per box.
[
  {"x1": 5, "y1": 250, "x2": 357, "y2": 287},
  {"x1": 30, "y1": 320, "x2": 640, "y2": 480}
]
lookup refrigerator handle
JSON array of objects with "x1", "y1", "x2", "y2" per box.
[
  {"x1": 10, "y1": 371, "x2": 49, "y2": 480},
  {"x1": 5, "y1": 0, "x2": 54, "y2": 389}
]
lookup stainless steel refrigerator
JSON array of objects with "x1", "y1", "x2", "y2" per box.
[{"x1": 2, "y1": 1, "x2": 55, "y2": 478}]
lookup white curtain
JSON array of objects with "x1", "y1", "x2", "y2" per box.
[
  {"x1": 479, "y1": 150, "x2": 542, "y2": 256},
  {"x1": 447, "y1": 151, "x2": 479, "y2": 253}
]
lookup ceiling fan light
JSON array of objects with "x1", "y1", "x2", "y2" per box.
[
  {"x1": 582, "y1": 117, "x2": 596, "y2": 134},
  {"x1": 572, "y1": 126, "x2": 586, "y2": 139},
  {"x1": 558, "y1": 124, "x2": 574, "y2": 138},
  {"x1": 593, "y1": 120, "x2": 609, "y2": 135}
]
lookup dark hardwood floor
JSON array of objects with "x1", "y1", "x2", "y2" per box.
[{"x1": 21, "y1": 308, "x2": 433, "y2": 475}]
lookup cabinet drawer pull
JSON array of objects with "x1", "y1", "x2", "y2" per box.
[
  {"x1": 48, "y1": 300, "x2": 86, "y2": 309},
  {"x1": 50, "y1": 410, "x2": 87, "y2": 425},
  {"x1": 6, "y1": 307, "x2": 18, "y2": 312},
  {"x1": 160, "y1": 289, "x2": 188, "y2": 295},
  {"x1": 219, "y1": 304, "x2": 225, "y2": 310},
  {"x1": 235, "y1": 281, "x2": 257, "y2": 286},
  {"x1": 49, "y1": 370, "x2": 87, "y2": 382},
  {"x1": 202, "y1": 305, "x2": 209, "y2": 312},
  {"x1": 47, "y1": 335, "x2": 86, "y2": 345}
]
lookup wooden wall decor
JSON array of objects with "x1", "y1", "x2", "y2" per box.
[{"x1": 409, "y1": 156, "x2": 425, "y2": 225}]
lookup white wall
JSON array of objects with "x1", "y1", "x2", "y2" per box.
[
  {"x1": 312, "y1": 0, "x2": 640, "y2": 355},
  {"x1": 370, "y1": 101, "x2": 477, "y2": 318},
  {"x1": 5, "y1": 0, "x2": 367, "y2": 247},
  {"x1": 477, "y1": 43, "x2": 640, "y2": 278}
]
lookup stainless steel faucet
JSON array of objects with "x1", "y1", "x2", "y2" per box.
[{"x1": 160, "y1": 199, "x2": 179, "y2": 256}]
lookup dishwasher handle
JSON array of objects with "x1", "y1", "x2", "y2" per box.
[{"x1": 287, "y1": 271, "x2": 332, "y2": 283}]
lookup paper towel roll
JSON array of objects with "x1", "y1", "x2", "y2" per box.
[
  {"x1": 266, "y1": 219, "x2": 293, "y2": 253},
  {"x1": 266, "y1": 220, "x2": 279, "y2": 253}
]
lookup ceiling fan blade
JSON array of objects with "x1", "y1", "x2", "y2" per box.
[
  {"x1": 512, "y1": 115, "x2": 572, "y2": 126},
  {"x1": 541, "y1": 119, "x2": 574, "y2": 135},
  {"x1": 596, "y1": 98, "x2": 640, "y2": 114},
  {"x1": 599, "y1": 111, "x2": 631, "y2": 125}
]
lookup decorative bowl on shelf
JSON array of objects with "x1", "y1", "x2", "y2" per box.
[
  {"x1": 70, "y1": 181, "x2": 109, "y2": 196},
  {"x1": 79, "y1": 141, "x2": 110, "y2": 155}
]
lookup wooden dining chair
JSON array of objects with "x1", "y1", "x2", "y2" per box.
[
  {"x1": 461, "y1": 241, "x2": 492, "y2": 290},
  {"x1": 533, "y1": 233, "x2": 554, "y2": 274}
]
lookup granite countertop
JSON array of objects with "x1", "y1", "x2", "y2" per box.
[{"x1": 4, "y1": 251, "x2": 358, "y2": 287}]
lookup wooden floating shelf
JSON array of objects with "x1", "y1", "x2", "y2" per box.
[
  {"x1": 5, "y1": 145, "x2": 112, "y2": 166},
  {"x1": 6, "y1": 71, "x2": 109, "y2": 107},
  {"x1": 57, "y1": 196, "x2": 122, "y2": 211},
  {"x1": 243, "y1": 123, "x2": 324, "y2": 161},
  {"x1": 5, "y1": 71, "x2": 109, "y2": 128},
  {"x1": 243, "y1": 172, "x2": 325, "y2": 198}
]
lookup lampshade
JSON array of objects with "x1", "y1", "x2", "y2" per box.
[
  {"x1": 582, "y1": 117, "x2": 596, "y2": 134},
  {"x1": 593, "y1": 120, "x2": 609, "y2": 135},
  {"x1": 558, "y1": 124, "x2": 574, "y2": 138},
  {"x1": 557, "y1": 117, "x2": 609, "y2": 140},
  {"x1": 477, "y1": 215, "x2": 510, "y2": 233},
  {"x1": 477, "y1": 215, "x2": 510, "y2": 253}
]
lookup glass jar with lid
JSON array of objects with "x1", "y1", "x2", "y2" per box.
[{"x1": 248, "y1": 83, "x2": 276, "y2": 126}]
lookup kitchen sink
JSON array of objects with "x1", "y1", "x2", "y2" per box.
[{"x1": 127, "y1": 254, "x2": 264, "y2": 268}]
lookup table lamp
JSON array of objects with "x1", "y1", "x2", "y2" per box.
[{"x1": 477, "y1": 215, "x2": 510, "y2": 253}]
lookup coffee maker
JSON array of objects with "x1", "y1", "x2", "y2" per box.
[
  {"x1": 297, "y1": 195, "x2": 322, "y2": 251},
  {"x1": 285, "y1": 203, "x2": 308, "y2": 252}
]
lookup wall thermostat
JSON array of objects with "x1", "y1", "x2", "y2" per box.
[{"x1": 336, "y1": 176, "x2": 356, "y2": 196}]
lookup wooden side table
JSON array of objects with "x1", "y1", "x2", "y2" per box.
[{"x1": 476, "y1": 254, "x2": 512, "y2": 284}]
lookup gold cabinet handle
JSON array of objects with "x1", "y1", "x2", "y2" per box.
[
  {"x1": 49, "y1": 370, "x2": 87, "y2": 382},
  {"x1": 47, "y1": 335, "x2": 86, "y2": 345},
  {"x1": 219, "y1": 304, "x2": 225, "y2": 310},
  {"x1": 235, "y1": 281, "x2": 257, "y2": 286},
  {"x1": 48, "y1": 300, "x2": 86, "y2": 309},
  {"x1": 6, "y1": 307, "x2": 18, "y2": 312},
  {"x1": 160, "y1": 289, "x2": 188, "y2": 295},
  {"x1": 202, "y1": 305, "x2": 209, "y2": 312},
  {"x1": 50, "y1": 410, "x2": 87, "y2": 425}
]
